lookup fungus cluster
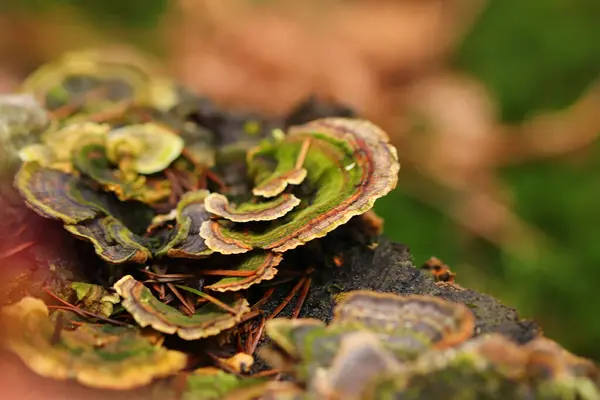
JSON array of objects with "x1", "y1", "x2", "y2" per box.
[
  {"x1": 0, "y1": 50, "x2": 399, "y2": 392},
  {"x1": 1, "y1": 50, "x2": 598, "y2": 400}
]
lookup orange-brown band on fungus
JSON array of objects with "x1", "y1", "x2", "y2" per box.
[
  {"x1": 204, "y1": 252, "x2": 282, "y2": 292},
  {"x1": 200, "y1": 118, "x2": 400, "y2": 255}
]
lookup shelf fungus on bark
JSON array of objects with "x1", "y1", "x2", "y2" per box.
[
  {"x1": 203, "y1": 251, "x2": 282, "y2": 292},
  {"x1": 114, "y1": 275, "x2": 250, "y2": 340},
  {"x1": 200, "y1": 117, "x2": 400, "y2": 255},
  {"x1": 65, "y1": 216, "x2": 152, "y2": 264},
  {"x1": 0, "y1": 297, "x2": 187, "y2": 390},
  {"x1": 14, "y1": 162, "x2": 107, "y2": 224},
  {"x1": 333, "y1": 291, "x2": 475, "y2": 351},
  {"x1": 21, "y1": 49, "x2": 179, "y2": 114},
  {"x1": 204, "y1": 192, "x2": 301, "y2": 223},
  {"x1": 106, "y1": 123, "x2": 184, "y2": 175}
]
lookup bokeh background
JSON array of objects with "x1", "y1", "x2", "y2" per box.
[{"x1": 1, "y1": 0, "x2": 599, "y2": 360}]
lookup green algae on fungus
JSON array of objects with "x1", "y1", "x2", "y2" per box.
[
  {"x1": 200, "y1": 117, "x2": 400, "y2": 254},
  {"x1": 333, "y1": 291, "x2": 475, "y2": 350},
  {"x1": 14, "y1": 162, "x2": 106, "y2": 224},
  {"x1": 106, "y1": 123, "x2": 184, "y2": 175},
  {"x1": 71, "y1": 282, "x2": 120, "y2": 317},
  {"x1": 204, "y1": 192, "x2": 301, "y2": 222},
  {"x1": 204, "y1": 251, "x2": 282, "y2": 292},
  {"x1": 114, "y1": 275, "x2": 250, "y2": 340},
  {"x1": 65, "y1": 216, "x2": 152, "y2": 264},
  {"x1": 21, "y1": 49, "x2": 179, "y2": 113},
  {"x1": 0, "y1": 297, "x2": 187, "y2": 390}
]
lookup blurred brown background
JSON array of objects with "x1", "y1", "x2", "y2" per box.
[{"x1": 1, "y1": 0, "x2": 599, "y2": 362}]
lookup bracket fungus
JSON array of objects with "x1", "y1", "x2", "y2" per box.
[
  {"x1": 114, "y1": 275, "x2": 250, "y2": 340},
  {"x1": 14, "y1": 162, "x2": 106, "y2": 224},
  {"x1": 161, "y1": 189, "x2": 214, "y2": 259},
  {"x1": 200, "y1": 117, "x2": 400, "y2": 254},
  {"x1": 0, "y1": 297, "x2": 187, "y2": 390},
  {"x1": 203, "y1": 252, "x2": 282, "y2": 292}
]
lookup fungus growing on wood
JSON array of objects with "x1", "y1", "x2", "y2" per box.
[
  {"x1": 114, "y1": 275, "x2": 250, "y2": 340},
  {"x1": 0, "y1": 297, "x2": 187, "y2": 390}
]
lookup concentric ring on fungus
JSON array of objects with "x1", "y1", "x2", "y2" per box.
[{"x1": 200, "y1": 117, "x2": 400, "y2": 255}]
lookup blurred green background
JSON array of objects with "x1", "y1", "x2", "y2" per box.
[{"x1": 1, "y1": 0, "x2": 599, "y2": 360}]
